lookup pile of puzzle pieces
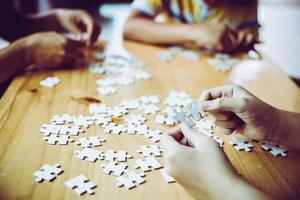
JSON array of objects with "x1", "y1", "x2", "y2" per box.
[{"x1": 35, "y1": 54, "x2": 287, "y2": 196}]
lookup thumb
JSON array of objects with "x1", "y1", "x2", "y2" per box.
[
  {"x1": 180, "y1": 124, "x2": 209, "y2": 149},
  {"x1": 200, "y1": 97, "x2": 246, "y2": 113},
  {"x1": 160, "y1": 134, "x2": 183, "y2": 153}
]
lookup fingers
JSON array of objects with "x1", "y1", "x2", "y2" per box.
[
  {"x1": 199, "y1": 85, "x2": 236, "y2": 101},
  {"x1": 215, "y1": 114, "x2": 241, "y2": 129},
  {"x1": 160, "y1": 133, "x2": 186, "y2": 155},
  {"x1": 201, "y1": 97, "x2": 247, "y2": 113},
  {"x1": 79, "y1": 14, "x2": 101, "y2": 45},
  {"x1": 180, "y1": 124, "x2": 210, "y2": 150}
]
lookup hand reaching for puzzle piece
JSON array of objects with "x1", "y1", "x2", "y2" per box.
[{"x1": 160, "y1": 124, "x2": 271, "y2": 200}]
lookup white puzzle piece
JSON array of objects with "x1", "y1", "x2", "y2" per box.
[
  {"x1": 139, "y1": 104, "x2": 160, "y2": 115},
  {"x1": 155, "y1": 114, "x2": 176, "y2": 126},
  {"x1": 65, "y1": 175, "x2": 96, "y2": 195},
  {"x1": 158, "y1": 51, "x2": 173, "y2": 62},
  {"x1": 43, "y1": 134, "x2": 74, "y2": 145},
  {"x1": 97, "y1": 86, "x2": 118, "y2": 96},
  {"x1": 229, "y1": 137, "x2": 254, "y2": 152},
  {"x1": 159, "y1": 169, "x2": 175, "y2": 183},
  {"x1": 261, "y1": 142, "x2": 287, "y2": 157},
  {"x1": 40, "y1": 76, "x2": 60, "y2": 88},
  {"x1": 89, "y1": 104, "x2": 109, "y2": 114},
  {"x1": 39, "y1": 123, "x2": 60, "y2": 136},
  {"x1": 116, "y1": 171, "x2": 146, "y2": 190},
  {"x1": 33, "y1": 163, "x2": 63, "y2": 183},
  {"x1": 51, "y1": 114, "x2": 73, "y2": 125},
  {"x1": 126, "y1": 124, "x2": 148, "y2": 135},
  {"x1": 144, "y1": 130, "x2": 163, "y2": 143},
  {"x1": 75, "y1": 148, "x2": 104, "y2": 162},
  {"x1": 137, "y1": 145, "x2": 163, "y2": 157},
  {"x1": 101, "y1": 162, "x2": 128, "y2": 176},
  {"x1": 125, "y1": 114, "x2": 146, "y2": 125},
  {"x1": 76, "y1": 136, "x2": 106, "y2": 148},
  {"x1": 103, "y1": 150, "x2": 133, "y2": 162},
  {"x1": 134, "y1": 157, "x2": 162, "y2": 172}
]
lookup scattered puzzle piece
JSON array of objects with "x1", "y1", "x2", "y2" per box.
[
  {"x1": 33, "y1": 163, "x2": 63, "y2": 183},
  {"x1": 134, "y1": 156, "x2": 162, "y2": 172},
  {"x1": 103, "y1": 150, "x2": 133, "y2": 162},
  {"x1": 261, "y1": 142, "x2": 287, "y2": 157},
  {"x1": 144, "y1": 130, "x2": 163, "y2": 143},
  {"x1": 65, "y1": 175, "x2": 96, "y2": 195},
  {"x1": 229, "y1": 137, "x2": 254, "y2": 152},
  {"x1": 116, "y1": 171, "x2": 146, "y2": 190},
  {"x1": 75, "y1": 148, "x2": 104, "y2": 162},
  {"x1": 43, "y1": 134, "x2": 74, "y2": 145},
  {"x1": 137, "y1": 145, "x2": 163, "y2": 157},
  {"x1": 126, "y1": 124, "x2": 148, "y2": 135},
  {"x1": 40, "y1": 76, "x2": 60, "y2": 88},
  {"x1": 125, "y1": 114, "x2": 146, "y2": 125},
  {"x1": 76, "y1": 136, "x2": 106, "y2": 148},
  {"x1": 101, "y1": 162, "x2": 128, "y2": 176},
  {"x1": 159, "y1": 169, "x2": 175, "y2": 183},
  {"x1": 155, "y1": 114, "x2": 176, "y2": 126}
]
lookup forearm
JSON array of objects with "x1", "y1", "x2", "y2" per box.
[
  {"x1": 221, "y1": 176, "x2": 272, "y2": 200},
  {"x1": 124, "y1": 17, "x2": 195, "y2": 45},
  {"x1": 270, "y1": 109, "x2": 300, "y2": 151},
  {"x1": 0, "y1": 39, "x2": 27, "y2": 84},
  {"x1": 11, "y1": 11, "x2": 59, "y2": 40}
]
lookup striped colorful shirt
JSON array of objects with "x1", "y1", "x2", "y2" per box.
[{"x1": 131, "y1": 0, "x2": 258, "y2": 29}]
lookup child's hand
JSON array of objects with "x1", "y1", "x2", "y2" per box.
[
  {"x1": 52, "y1": 9, "x2": 100, "y2": 45},
  {"x1": 23, "y1": 32, "x2": 85, "y2": 68},
  {"x1": 199, "y1": 84, "x2": 278, "y2": 140},
  {"x1": 192, "y1": 24, "x2": 239, "y2": 53},
  {"x1": 161, "y1": 124, "x2": 238, "y2": 199},
  {"x1": 161, "y1": 124, "x2": 270, "y2": 200}
]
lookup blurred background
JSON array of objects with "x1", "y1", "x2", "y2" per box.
[{"x1": 15, "y1": 0, "x2": 300, "y2": 84}]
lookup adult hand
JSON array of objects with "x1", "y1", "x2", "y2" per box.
[
  {"x1": 161, "y1": 124, "x2": 237, "y2": 199},
  {"x1": 24, "y1": 32, "x2": 85, "y2": 68},
  {"x1": 199, "y1": 84, "x2": 278, "y2": 140},
  {"x1": 53, "y1": 9, "x2": 101, "y2": 45},
  {"x1": 161, "y1": 124, "x2": 270, "y2": 200}
]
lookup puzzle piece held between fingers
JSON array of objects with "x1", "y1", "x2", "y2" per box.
[
  {"x1": 116, "y1": 171, "x2": 146, "y2": 190},
  {"x1": 33, "y1": 163, "x2": 63, "y2": 183},
  {"x1": 261, "y1": 142, "x2": 288, "y2": 157},
  {"x1": 173, "y1": 111, "x2": 195, "y2": 126},
  {"x1": 229, "y1": 137, "x2": 254, "y2": 152},
  {"x1": 185, "y1": 101, "x2": 206, "y2": 122},
  {"x1": 65, "y1": 175, "x2": 96, "y2": 195}
]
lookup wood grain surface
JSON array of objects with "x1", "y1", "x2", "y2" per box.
[{"x1": 0, "y1": 41, "x2": 300, "y2": 200}]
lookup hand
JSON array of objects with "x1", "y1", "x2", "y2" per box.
[
  {"x1": 199, "y1": 84, "x2": 278, "y2": 140},
  {"x1": 23, "y1": 32, "x2": 85, "y2": 68},
  {"x1": 52, "y1": 9, "x2": 100, "y2": 45},
  {"x1": 192, "y1": 24, "x2": 239, "y2": 53},
  {"x1": 192, "y1": 24, "x2": 258, "y2": 53},
  {"x1": 161, "y1": 124, "x2": 237, "y2": 199},
  {"x1": 161, "y1": 124, "x2": 270, "y2": 200}
]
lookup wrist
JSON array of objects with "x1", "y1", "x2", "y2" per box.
[{"x1": 11, "y1": 38, "x2": 28, "y2": 67}]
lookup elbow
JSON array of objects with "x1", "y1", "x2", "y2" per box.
[{"x1": 123, "y1": 19, "x2": 137, "y2": 40}]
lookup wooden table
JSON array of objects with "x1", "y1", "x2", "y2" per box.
[{"x1": 0, "y1": 41, "x2": 300, "y2": 200}]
